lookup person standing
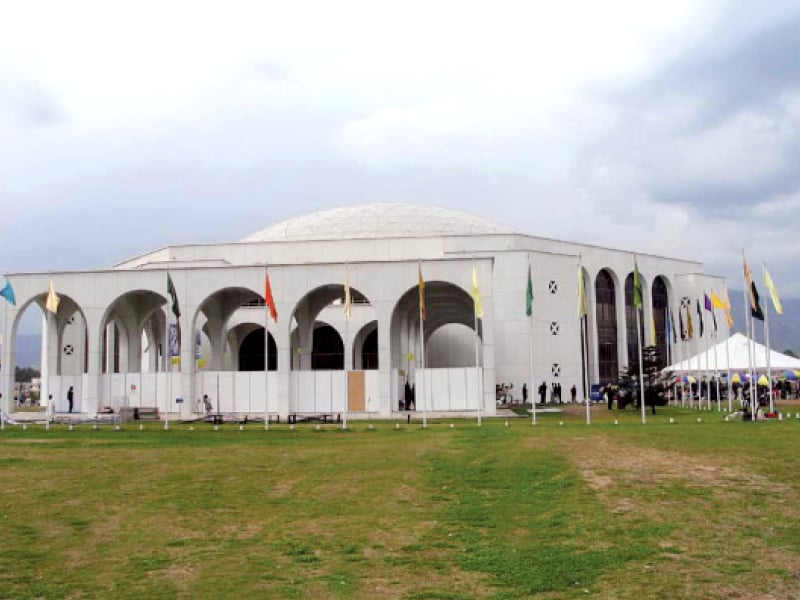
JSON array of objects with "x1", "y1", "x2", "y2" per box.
[
  {"x1": 570, "y1": 384, "x2": 577, "y2": 403},
  {"x1": 522, "y1": 383, "x2": 528, "y2": 404},
  {"x1": 67, "y1": 386, "x2": 74, "y2": 413}
]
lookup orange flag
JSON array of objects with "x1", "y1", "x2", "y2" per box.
[{"x1": 265, "y1": 271, "x2": 278, "y2": 322}]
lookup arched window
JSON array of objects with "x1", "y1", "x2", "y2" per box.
[
  {"x1": 595, "y1": 270, "x2": 618, "y2": 382},
  {"x1": 238, "y1": 329, "x2": 277, "y2": 371},
  {"x1": 652, "y1": 277, "x2": 669, "y2": 369},
  {"x1": 312, "y1": 324, "x2": 344, "y2": 370}
]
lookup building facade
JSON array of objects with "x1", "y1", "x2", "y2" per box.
[{"x1": 1, "y1": 204, "x2": 724, "y2": 418}]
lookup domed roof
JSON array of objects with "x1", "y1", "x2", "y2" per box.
[{"x1": 240, "y1": 203, "x2": 516, "y2": 242}]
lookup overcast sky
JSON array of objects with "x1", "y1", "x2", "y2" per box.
[{"x1": 3, "y1": 0, "x2": 800, "y2": 312}]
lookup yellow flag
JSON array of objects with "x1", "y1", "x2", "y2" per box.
[
  {"x1": 577, "y1": 265, "x2": 588, "y2": 318},
  {"x1": 418, "y1": 264, "x2": 426, "y2": 320},
  {"x1": 45, "y1": 280, "x2": 60, "y2": 314},
  {"x1": 472, "y1": 266, "x2": 484, "y2": 318},
  {"x1": 710, "y1": 290, "x2": 727, "y2": 310},
  {"x1": 763, "y1": 265, "x2": 783, "y2": 315},
  {"x1": 721, "y1": 288, "x2": 734, "y2": 329}
]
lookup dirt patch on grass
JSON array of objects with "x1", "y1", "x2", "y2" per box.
[
  {"x1": 563, "y1": 435, "x2": 800, "y2": 599},
  {"x1": 573, "y1": 436, "x2": 792, "y2": 502}
]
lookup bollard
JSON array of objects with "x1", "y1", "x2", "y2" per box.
[{"x1": 407, "y1": 414, "x2": 411, "y2": 424}]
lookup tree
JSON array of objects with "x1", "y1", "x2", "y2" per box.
[
  {"x1": 15, "y1": 366, "x2": 40, "y2": 383},
  {"x1": 618, "y1": 345, "x2": 669, "y2": 408}
]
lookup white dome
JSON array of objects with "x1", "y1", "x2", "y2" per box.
[{"x1": 240, "y1": 203, "x2": 516, "y2": 242}]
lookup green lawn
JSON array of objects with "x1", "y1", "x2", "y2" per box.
[{"x1": 1, "y1": 406, "x2": 799, "y2": 599}]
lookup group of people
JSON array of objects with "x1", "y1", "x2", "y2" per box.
[
  {"x1": 536, "y1": 382, "x2": 576, "y2": 404},
  {"x1": 495, "y1": 381, "x2": 578, "y2": 405}
]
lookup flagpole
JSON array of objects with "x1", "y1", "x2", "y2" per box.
[
  {"x1": 473, "y1": 259, "x2": 482, "y2": 427},
  {"x1": 579, "y1": 256, "x2": 590, "y2": 425},
  {"x1": 742, "y1": 251, "x2": 755, "y2": 418},
  {"x1": 636, "y1": 307, "x2": 646, "y2": 424},
  {"x1": 264, "y1": 265, "x2": 270, "y2": 431},
  {"x1": 164, "y1": 272, "x2": 171, "y2": 431},
  {"x1": 725, "y1": 322, "x2": 732, "y2": 412},
  {"x1": 419, "y1": 289, "x2": 427, "y2": 430},
  {"x1": 667, "y1": 308, "x2": 675, "y2": 406},
  {"x1": 343, "y1": 264, "x2": 350, "y2": 431},
  {"x1": 724, "y1": 285, "x2": 732, "y2": 412},
  {"x1": 528, "y1": 254, "x2": 536, "y2": 426},
  {"x1": 764, "y1": 276, "x2": 773, "y2": 414},
  {"x1": 1, "y1": 299, "x2": 6, "y2": 430},
  {"x1": 762, "y1": 263, "x2": 775, "y2": 412},
  {"x1": 712, "y1": 309, "x2": 722, "y2": 412},
  {"x1": 703, "y1": 299, "x2": 710, "y2": 411},
  {"x1": 679, "y1": 324, "x2": 686, "y2": 408}
]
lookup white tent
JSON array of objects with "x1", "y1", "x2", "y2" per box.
[{"x1": 664, "y1": 332, "x2": 800, "y2": 374}]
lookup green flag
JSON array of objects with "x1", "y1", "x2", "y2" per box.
[
  {"x1": 525, "y1": 264, "x2": 533, "y2": 316},
  {"x1": 167, "y1": 273, "x2": 181, "y2": 319},
  {"x1": 633, "y1": 259, "x2": 643, "y2": 309}
]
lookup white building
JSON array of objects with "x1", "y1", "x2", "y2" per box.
[{"x1": 1, "y1": 204, "x2": 724, "y2": 418}]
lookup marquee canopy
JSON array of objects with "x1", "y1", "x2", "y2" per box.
[{"x1": 663, "y1": 332, "x2": 800, "y2": 374}]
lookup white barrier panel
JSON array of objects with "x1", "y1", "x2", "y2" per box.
[
  {"x1": 418, "y1": 368, "x2": 481, "y2": 411},
  {"x1": 137, "y1": 373, "x2": 166, "y2": 408},
  {"x1": 234, "y1": 372, "x2": 251, "y2": 413},
  {"x1": 194, "y1": 372, "x2": 279, "y2": 414},
  {"x1": 464, "y1": 368, "x2": 480, "y2": 410},
  {"x1": 330, "y1": 372, "x2": 346, "y2": 412},
  {"x1": 448, "y1": 368, "x2": 467, "y2": 411},
  {"x1": 315, "y1": 372, "x2": 332, "y2": 412},
  {"x1": 292, "y1": 371, "x2": 348, "y2": 414},
  {"x1": 365, "y1": 370, "x2": 379, "y2": 412},
  {"x1": 297, "y1": 372, "x2": 316, "y2": 412},
  {"x1": 430, "y1": 370, "x2": 450, "y2": 411},
  {"x1": 48, "y1": 375, "x2": 83, "y2": 413}
]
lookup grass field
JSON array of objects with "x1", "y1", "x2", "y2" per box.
[{"x1": 1, "y1": 405, "x2": 799, "y2": 599}]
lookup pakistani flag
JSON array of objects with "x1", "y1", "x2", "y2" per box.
[{"x1": 526, "y1": 264, "x2": 533, "y2": 317}]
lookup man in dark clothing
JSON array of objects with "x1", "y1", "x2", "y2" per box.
[
  {"x1": 67, "y1": 386, "x2": 74, "y2": 413},
  {"x1": 538, "y1": 382, "x2": 547, "y2": 405},
  {"x1": 522, "y1": 383, "x2": 528, "y2": 404},
  {"x1": 570, "y1": 384, "x2": 577, "y2": 403}
]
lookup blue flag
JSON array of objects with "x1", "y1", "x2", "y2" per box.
[{"x1": 0, "y1": 280, "x2": 15, "y2": 306}]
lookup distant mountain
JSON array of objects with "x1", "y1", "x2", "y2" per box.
[
  {"x1": 15, "y1": 334, "x2": 40, "y2": 368},
  {"x1": 727, "y1": 291, "x2": 799, "y2": 354}
]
